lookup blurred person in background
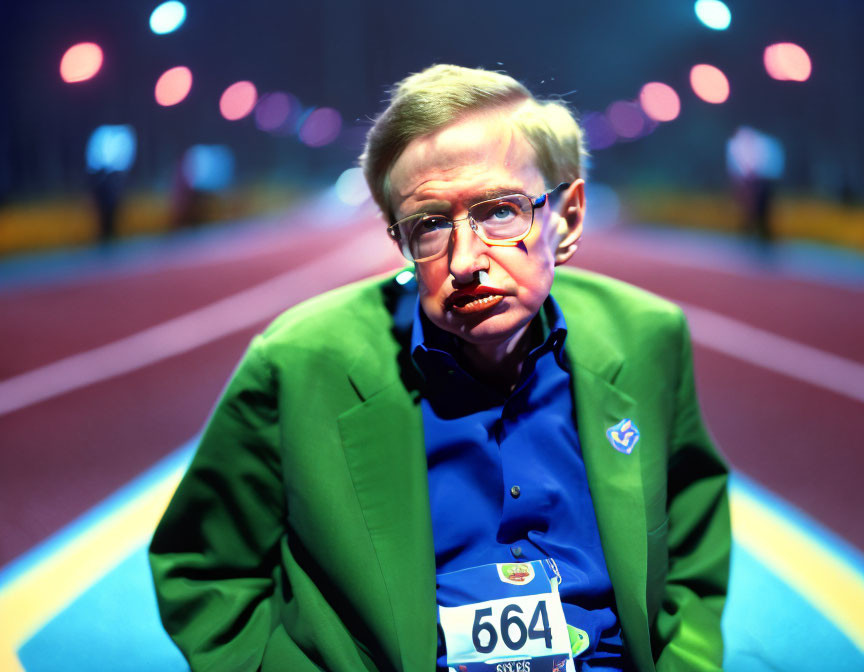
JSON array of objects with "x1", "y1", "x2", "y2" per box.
[
  {"x1": 150, "y1": 64, "x2": 730, "y2": 672},
  {"x1": 726, "y1": 126, "x2": 783, "y2": 244},
  {"x1": 88, "y1": 168, "x2": 123, "y2": 243}
]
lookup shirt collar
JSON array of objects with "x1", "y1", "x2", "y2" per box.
[{"x1": 532, "y1": 294, "x2": 569, "y2": 369}]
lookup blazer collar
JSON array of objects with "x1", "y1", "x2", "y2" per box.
[
  {"x1": 337, "y1": 274, "x2": 437, "y2": 671},
  {"x1": 337, "y1": 380, "x2": 436, "y2": 671}
]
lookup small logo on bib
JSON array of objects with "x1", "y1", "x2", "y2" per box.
[{"x1": 498, "y1": 563, "x2": 534, "y2": 585}]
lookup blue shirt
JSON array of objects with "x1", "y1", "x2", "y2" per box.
[{"x1": 412, "y1": 297, "x2": 624, "y2": 671}]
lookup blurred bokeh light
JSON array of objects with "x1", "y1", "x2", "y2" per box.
[
  {"x1": 726, "y1": 126, "x2": 785, "y2": 180},
  {"x1": 639, "y1": 82, "x2": 681, "y2": 122},
  {"x1": 85, "y1": 125, "x2": 137, "y2": 173},
  {"x1": 764, "y1": 42, "x2": 812, "y2": 82},
  {"x1": 690, "y1": 64, "x2": 730, "y2": 103},
  {"x1": 219, "y1": 81, "x2": 257, "y2": 121},
  {"x1": 335, "y1": 167, "x2": 371, "y2": 206},
  {"x1": 607, "y1": 101, "x2": 645, "y2": 139},
  {"x1": 694, "y1": 0, "x2": 731, "y2": 30},
  {"x1": 584, "y1": 182, "x2": 621, "y2": 228},
  {"x1": 149, "y1": 1, "x2": 187, "y2": 35},
  {"x1": 254, "y1": 92, "x2": 296, "y2": 132},
  {"x1": 154, "y1": 66, "x2": 193, "y2": 107},
  {"x1": 59, "y1": 42, "x2": 103, "y2": 83},
  {"x1": 298, "y1": 107, "x2": 342, "y2": 147},
  {"x1": 582, "y1": 111, "x2": 617, "y2": 150},
  {"x1": 182, "y1": 145, "x2": 235, "y2": 191}
]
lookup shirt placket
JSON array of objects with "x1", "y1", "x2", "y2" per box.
[{"x1": 497, "y1": 365, "x2": 539, "y2": 562}]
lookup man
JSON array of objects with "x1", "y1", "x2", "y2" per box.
[{"x1": 150, "y1": 65, "x2": 730, "y2": 672}]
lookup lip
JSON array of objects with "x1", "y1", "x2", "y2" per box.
[{"x1": 445, "y1": 285, "x2": 508, "y2": 314}]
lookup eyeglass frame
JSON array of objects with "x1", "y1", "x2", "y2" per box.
[{"x1": 387, "y1": 182, "x2": 571, "y2": 262}]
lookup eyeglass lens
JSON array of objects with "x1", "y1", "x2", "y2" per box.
[{"x1": 399, "y1": 194, "x2": 533, "y2": 261}]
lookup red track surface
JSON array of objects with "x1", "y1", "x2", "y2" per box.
[{"x1": 2, "y1": 211, "x2": 862, "y2": 565}]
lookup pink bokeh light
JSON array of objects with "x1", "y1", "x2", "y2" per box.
[
  {"x1": 60, "y1": 43, "x2": 103, "y2": 83},
  {"x1": 155, "y1": 66, "x2": 193, "y2": 107},
  {"x1": 219, "y1": 81, "x2": 258, "y2": 121},
  {"x1": 639, "y1": 82, "x2": 681, "y2": 122},
  {"x1": 764, "y1": 43, "x2": 812, "y2": 82},
  {"x1": 690, "y1": 64, "x2": 730, "y2": 104}
]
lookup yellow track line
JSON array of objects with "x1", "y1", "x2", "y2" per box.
[
  {"x1": 730, "y1": 489, "x2": 864, "y2": 652},
  {"x1": 0, "y1": 463, "x2": 186, "y2": 672}
]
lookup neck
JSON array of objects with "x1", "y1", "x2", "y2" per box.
[{"x1": 457, "y1": 319, "x2": 540, "y2": 389}]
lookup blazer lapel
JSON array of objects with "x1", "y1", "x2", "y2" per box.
[
  {"x1": 567, "y1": 333, "x2": 653, "y2": 669},
  {"x1": 337, "y1": 340, "x2": 437, "y2": 672}
]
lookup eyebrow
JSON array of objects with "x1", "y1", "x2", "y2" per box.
[
  {"x1": 477, "y1": 185, "x2": 528, "y2": 201},
  {"x1": 410, "y1": 200, "x2": 451, "y2": 216},
  {"x1": 403, "y1": 185, "x2": 529, "y2": 219}
]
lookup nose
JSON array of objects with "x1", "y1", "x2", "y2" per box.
[{"x1": 448, "y1": 219, "x2": 489, "y2": 284}]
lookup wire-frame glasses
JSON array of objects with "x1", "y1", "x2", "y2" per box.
[{"x1": 387, "y1": 182, "x2": 570, "y2": 262}]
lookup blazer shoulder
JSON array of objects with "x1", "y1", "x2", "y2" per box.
[{"x1": 552, "y1": 266, "x2": 688, "y2": 366}]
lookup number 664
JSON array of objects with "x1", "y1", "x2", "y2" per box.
[{"x1": 471, "y1": 601, "x2": 553, "y2": 653}]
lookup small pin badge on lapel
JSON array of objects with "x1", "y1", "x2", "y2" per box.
[{"x1": 606, "y1": 418, "x2": 640, "y2": 454}]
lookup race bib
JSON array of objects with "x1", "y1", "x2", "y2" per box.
[{"x1": 438, "y1": 560, "x2": 576, "y2": 672}]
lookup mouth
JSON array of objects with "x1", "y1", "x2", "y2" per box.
[{"x1": 447, "y1": 290, "x2": 506, "y2": 315}]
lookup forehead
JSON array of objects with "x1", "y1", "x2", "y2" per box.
[{"x1": 388, "y1": 110, "x2": 543, "y2": 215}]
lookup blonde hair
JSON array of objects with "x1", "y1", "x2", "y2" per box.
[{"x1": 360, "y1": 64, "x2": 587, "y2": 221}]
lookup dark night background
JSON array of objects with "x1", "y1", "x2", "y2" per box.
[{"x1": 1, "y1": 0, "x2": 861, "y2": 205}]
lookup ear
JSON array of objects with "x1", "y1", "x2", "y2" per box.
[{"x1": 552, "y1": 179, "x2": 585, "y2": 265}]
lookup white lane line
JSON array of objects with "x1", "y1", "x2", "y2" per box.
[
  {"x1": 3, "y1": 248, "x2": 860, "y2": 417},
  {"x1": 0, "y1": 228, "x2": 398, "y2": 417},
  {"x1": 679, "y1": 300, "x2": 864, "y2": 404}
]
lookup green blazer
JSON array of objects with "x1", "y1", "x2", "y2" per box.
[{"x1": 150, "y1": 267, "x2": 730, "y2": 672}]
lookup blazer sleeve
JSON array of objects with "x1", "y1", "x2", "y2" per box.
[
  {"x1": 651, "y1": 311, "x2": 731, "y2": 671},
  {"x1": 149, "y1": 336, "x2": 285, "y2": 672}
]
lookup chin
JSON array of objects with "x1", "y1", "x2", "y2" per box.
[{"x1": 446, "y1": 312, "x2": 528, "y2": 346}]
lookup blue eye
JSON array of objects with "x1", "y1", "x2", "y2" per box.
[
  {"x1": 491, "y1": 204, "x2": 516, "y2": 220},
  {"x1": 477, "y1": 201, "x2": 519, "y2": 226}
]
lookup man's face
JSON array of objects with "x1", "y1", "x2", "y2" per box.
[{"x1": 389, "y1": 110, "x2": 565, "y2": 352}]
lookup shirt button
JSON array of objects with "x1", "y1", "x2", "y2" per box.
[
  {"x1": 510, "y1": 545, "x2": 523, "y2": 558},
  {"x1": 510, "y1": 485, "x2": 521, "y2": 499}
]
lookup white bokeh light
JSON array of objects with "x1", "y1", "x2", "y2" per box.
[
  {"x1": 694, "y1": 0, "x2": 731, "y2": 30},
  {"x1": 335, "y1": 167, "x2": 371, "y2": 206},
  {"x1": 150, "y1": 1, "x2": 187, "y2": 35}
]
